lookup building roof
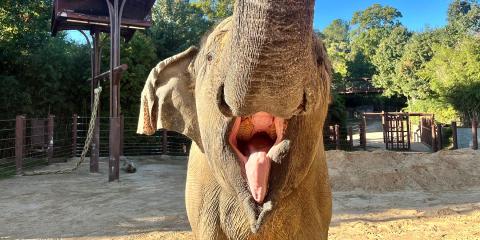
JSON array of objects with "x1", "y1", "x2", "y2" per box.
[{"x1": 51, "y1": 0, "x2": 155, "y2": 40}]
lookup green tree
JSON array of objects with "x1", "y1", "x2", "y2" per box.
[
  {"x1": 192, "y1": 0, "x2": 234, "y2": 21},
  {"x1": 422, "y1": 36, "x2": 480, "y2": 121},
  {"x1": 371, "y1": 26, "x2": 411, "y2": 97},
  {"x1": 0, "y1": 0, "x2": 91, "y2": 118},
  {"x1": 393, "y1": 30, "x2": 442, "y2": 101},
  {"x1": 150, "y1": 0, "x2": 213, "y2": 60},
  {"x1": 120, "y1": 33, "x2": 158, "y2": 117},
  {"x1": 321, "y1": 19, "x2": 350, "y2": 89},
  {"x1": 350, "y1": 4, "x2": 402, "y2": 58},
  {"x1": 447, "y1": 0, "x2": 480, "y2": 35}
]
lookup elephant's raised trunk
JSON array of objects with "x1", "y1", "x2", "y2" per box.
[{"x1": 223, "y1": 0, "x2": 316, "y2": 118}]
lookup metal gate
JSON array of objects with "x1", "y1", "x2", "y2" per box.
[
  {"x1": 420, "y1": 115, "x2": 437, "y2": 151},
  {"x1": 383, "y1": 113, "x2": 410, "y2": 150}
]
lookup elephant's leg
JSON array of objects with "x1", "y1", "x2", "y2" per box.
[{"x1": 186, "y1": 143, "x2": 227, "y2": 239}]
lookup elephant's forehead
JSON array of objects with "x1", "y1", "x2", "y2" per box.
[{"x1": 205, "y1": 17, "x2": 232, "y2": 49}]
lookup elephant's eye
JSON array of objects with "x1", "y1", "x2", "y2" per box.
[{"x1": 207, "y1": 52, "x2": 214, "y2": 62}]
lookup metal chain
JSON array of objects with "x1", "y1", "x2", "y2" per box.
[{"x1": 23, "y1": 87, "x2": 102, "y2": 176}]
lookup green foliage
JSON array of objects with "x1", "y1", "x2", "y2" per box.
[
  {"x1": 150, "y1": 0, "x2": 213, "y2": 60},
  {"x1": 192, "y1": 0, "x2": 234, "y2": 21},
  {"x1": 320, "y1": 20, "x2": 350, "y2": 89},
  {"x1": 0, "y1": 0, "x2": 478, "y2": 128},
  {"x1": 422, "y1": 36, "x2": 480, "y2": 121},
  {"x1": 351, "y1": 4, "x2": 403, "y2": 30},
  {"x1": 120, "y1": 33, "x2": 158, "y2": 117},
  {"x1": 327, "y1": 93, "x2": 348, "y2": 127},
  {"x1": 447, "y1": 0, "x2": 480, "y2": 35},
  {"x1": 371, "y1": 26, "x2": 411, "y2": 97},
  {"x1": 0, "y1": 0, "x2": 90, "y2": 118},
  {"x1": 406, "y1": 98, "x2": 459, "y2": 124},
  {"x1": 350, "y1": 4, "x2": 402, "y2": 59},
  {"x1": 392, "y1": 30, "x2": 442, "y2": 100}
]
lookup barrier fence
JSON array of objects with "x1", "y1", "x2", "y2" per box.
[
  {"x1": 0, "y1": 114, "x2": 192, "y2": 177},
  {"x1": 0, "y1": 113, "x2": 478, "y2": 177}
]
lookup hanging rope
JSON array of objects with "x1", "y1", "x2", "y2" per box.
[{"x1": 23, "y1": 87, "x2": 102, "y2": 176}]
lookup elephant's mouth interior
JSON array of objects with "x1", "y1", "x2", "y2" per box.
[{"x1": 228, "y1": 112, "x2": 286, "y2": 204}]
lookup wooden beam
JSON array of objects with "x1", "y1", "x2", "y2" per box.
[{"x1": 87, "y1": 64, "x2": 128, "y2": 82}]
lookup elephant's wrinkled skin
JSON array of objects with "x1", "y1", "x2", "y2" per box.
[{"x1": 137, "y1": 0, "x2": 332, "y2": 239}]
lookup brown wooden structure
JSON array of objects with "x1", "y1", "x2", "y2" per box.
[
  {"x1": 51, "y1": 0, "x2": 155, "y2": 181},
  {"x1": 362, "y1": 112, "x2": 436, "y2": 151}
]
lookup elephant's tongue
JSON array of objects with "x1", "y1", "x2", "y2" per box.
[{"x1": 245, "y1": 133, "x2": 273, "y2": 204}]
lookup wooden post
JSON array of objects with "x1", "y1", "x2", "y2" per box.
[
  {"x1": 437, "y1": 124, "x2": 443, "y2": 150},
  {"x1": 452, "y1": 121, "x2": 458, "y2": 150},
  {"x1": 47, "y1": 115, "x2": 55, "y2": 163},
  {"x1": 15, "y1": 115, "x2": 25, "y2": 175},
  {"x1": 381, "y1": 111, "x2": 386, "y2": 143},
  {"x1": 360, "y1": 120, "x2": 366, "y2": 150},
  {"x1": 432, "y1": 115, "x2": 437, "y2": 152},
  {"x1": 384, "y1": 112, "x2": 390, "y2": 150},
  {"x1": 406, "y1": 113, "x2": 411, "y2": 150},
  {"x1": 335, "y1": 124, "x2": 340, "y2": 150},
  {"x1": 348, "y1": 127, "x2": 353, "y2": 150},
  {"x1": 473, "y1": 119, "x2": 478, "y2": 150},
  {"x1": 162, "y1": 130, "x2": 168, "y2": 155},
  {"x1": 120, "y1": 115, "x2": 124, "y2": 156},
  {"x1": 109, "y1": 117, "x2": 121, "y2": 182},
  {"x1": 72, "y1": 114, "x2": 78, "y2": 158},
  {"x1": 90, "y1": 30, "x2": 101, "y2": 173}
]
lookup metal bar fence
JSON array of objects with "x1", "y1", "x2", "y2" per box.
[
  {"x1": 0, "y1": 116, "x2": 75, "y2": 177},
  {"x1": 74, "y1": 116, "x2": 192, "y2": 157}
]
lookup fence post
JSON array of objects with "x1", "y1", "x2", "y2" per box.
[
  {"x1": 15, "y1": 115, "x2": 25, "y2": 175},
  {"x1": 473, "y1": 119, "x2": 478, "y2": 150},
  {"x1": 437, "y1": 124, "x2": 443, "y2": 150},
  {"x1": 452, "y1": 121, "x2": 458, "y2": 150},
  {"x1": 406, "y1": 113, "x2": 411, "y2": 150},
  {"x1": 348, "y1": 127, "x2": 353, "y2": 150},
  {"x1": 359, "y1": 122, "x2": 366, "y2": 150},
  {"x1": 47, "y1": 115, "x2": 55, "y2": 163},
  {"x1": 120, "y1": 115, "x2": 124, "y2": 156},
  {"x1": 431, "y1": 116, "x2": 437, "y2": 152},
  {"x1": 72, "y1": 114, "x2": 78, "y2": 158},
  {"x1": 162, "y1": 130, "x2": 168, "y2": 155},
  {"x1": 335, "y1": 124, "x2": 340, "y2": 150}
]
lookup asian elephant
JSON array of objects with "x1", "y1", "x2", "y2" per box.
[{"x1": 137, "y1": 0, "x2": 332, "y2": 239}]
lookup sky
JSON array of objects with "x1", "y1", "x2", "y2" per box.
[
  {"x1": 68, "y1": 0, "x2": 452, "y2": 42},
  {"x1": 313, "y1": 0, "x2": 451, "y2": 31}
]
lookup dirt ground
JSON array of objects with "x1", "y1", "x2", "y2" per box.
[{"x1": 1, "y1": 150, "x2": 480, "y2": 239}]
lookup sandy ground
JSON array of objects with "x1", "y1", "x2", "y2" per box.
[{"x1": 1, "y1": 150, "x2": 480, "y2": 239}]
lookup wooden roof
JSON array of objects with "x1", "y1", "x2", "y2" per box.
[{"x1": 51, "y1": 0, "x2": 155, "y2": 40}]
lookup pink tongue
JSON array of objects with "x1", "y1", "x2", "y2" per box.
[{"x1": 245, "y1": 151, "x2": 271, "y2": 204}]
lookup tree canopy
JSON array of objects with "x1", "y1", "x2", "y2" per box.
[
  {"x1": 321, "y1": 0, "x2": 480, "y2": 123},
  {"x1": 0, "y1": 0, "x2": 479, "y2": 125}
]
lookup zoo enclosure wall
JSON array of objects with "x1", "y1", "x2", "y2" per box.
[{"x1": 0, "y1": 114, "x2": 191, "y2": 177}]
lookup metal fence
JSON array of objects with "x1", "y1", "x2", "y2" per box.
[
  {"x1": 0, "y1": 119, "x2": 16, "y2": 176},
  {"x1": 0, "y1": 116, "x2": 74, "y2": 177},
  {"x1": 0, "y1": 114, "x2": 192, "y2": 177},
  {"x1": 1, "y1": 113, "x2": 478, "y2": 177},
  {"x1": 74, "y1": 116, "x2": 191, "y2": 157}
]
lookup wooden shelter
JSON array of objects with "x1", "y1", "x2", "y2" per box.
[{"x1": 51, "y1": 0, "x2": 155, "y2": 181}]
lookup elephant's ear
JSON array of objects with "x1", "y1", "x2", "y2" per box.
[{"x1": 137, "y1": 46, "x2": 201, "y2": 148}]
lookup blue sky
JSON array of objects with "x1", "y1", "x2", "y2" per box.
[
  {"x1": 68, "y1": 0, "x2": 451, "y2": 42},
  {"x1": 313, "y1": 0, "x2": 451, "y2": 31}
]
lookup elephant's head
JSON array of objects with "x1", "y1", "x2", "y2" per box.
[{"x1": 138, "y1": 0, "x2": 331, "y2": 233}]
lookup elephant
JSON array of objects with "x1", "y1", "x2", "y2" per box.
[{"x1": 137, "y1": 0, "x2": 332, "y2": 239}]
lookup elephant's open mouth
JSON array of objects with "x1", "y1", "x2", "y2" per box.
[{"x1": 228, "y1": 112, "x2": 288, "y2": 204}]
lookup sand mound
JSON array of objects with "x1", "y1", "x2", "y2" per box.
[{"x1": 327, "y1": 149, "x2": 480, "y2": 192}]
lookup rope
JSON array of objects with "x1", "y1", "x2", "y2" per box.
[{"x1": 23, "y1": 87, "x2": 102, "y2": 176}]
